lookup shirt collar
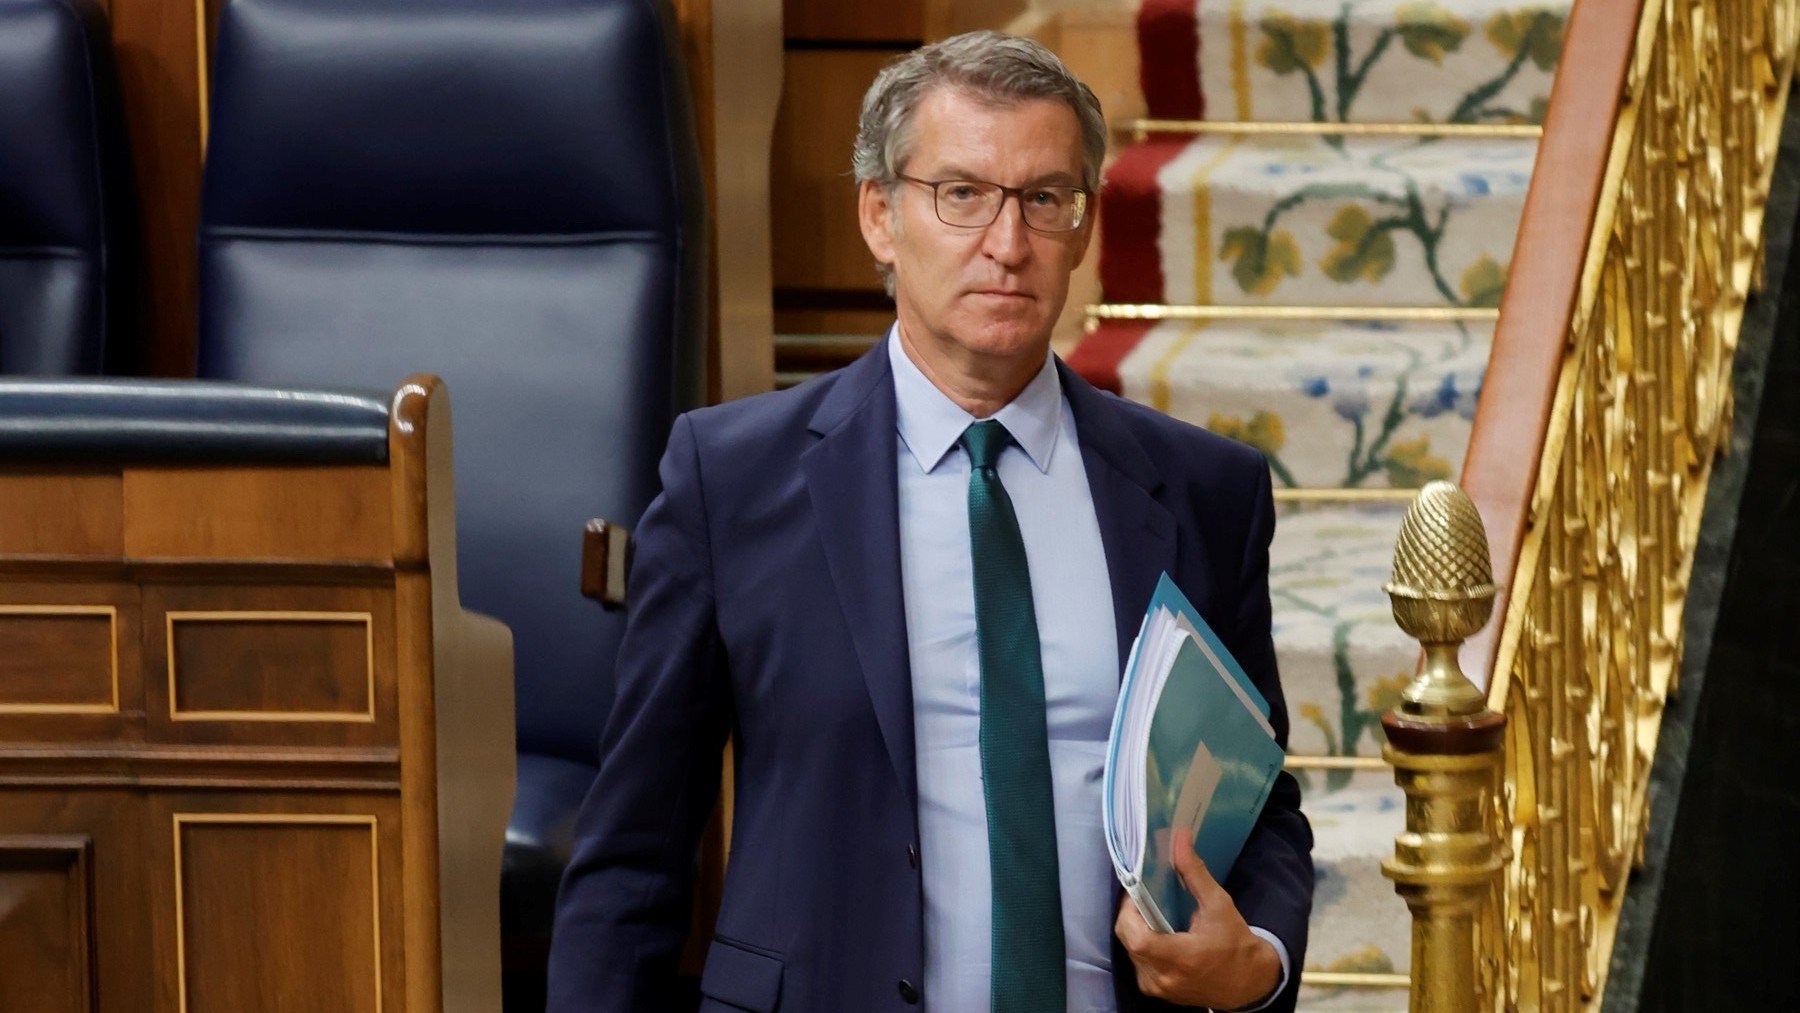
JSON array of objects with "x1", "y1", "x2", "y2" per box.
[{"x1": 887, "y1": 324, "x2": 1062, "y2": 475}]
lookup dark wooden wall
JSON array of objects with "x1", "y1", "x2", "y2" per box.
[
  {"x1": 102, "y1": 0, "x2": 215, "y2": 376},
  {"x1": 771, "y1": 0, "x2": 926, "y2": 341}
]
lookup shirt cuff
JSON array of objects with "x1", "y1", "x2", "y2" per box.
[{"x1": 1227, "y1": 927, "x2": 1290, "y2": 1013}]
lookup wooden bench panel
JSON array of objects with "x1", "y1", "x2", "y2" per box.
[
  {"x1": 0, "y1": 377, "x2": 510, "y2": 1013},
  {"x1": 0, "y1": 581, "x2": 144, "y2": 745},
  {"x1": 143, "y1": 583, "x2": 397, "y2": 751},
  {"x1": 121, "y1": 466, "x2": 393, "y2": 563},
  {"x1": 0, "y1": 608, "x2": 119, "y2": 713},
  {"x1": 165, "y1": 805, "x2": 402, "y2": 1013},
  {"x1": 0, "y1": 469, "x2": 124, "y2": 557},
  {"x1": 0, "y1": 835, "x2": 96, "y2": 1013}
]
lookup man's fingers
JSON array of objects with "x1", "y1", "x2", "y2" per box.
[
  {"x1": 1115, "y1": 895, "x2": 1176, "y2": 958},
  {"x1": 1171, "y1": 828, "x2": 1227, "y2": 908},
  {"x1": 1115, "y1": 894, "x2": 1151, "y2": 950}
]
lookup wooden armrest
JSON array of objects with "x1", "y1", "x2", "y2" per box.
[{"x1": 580, "y1": 519, "x2": 632, "y2": 610}]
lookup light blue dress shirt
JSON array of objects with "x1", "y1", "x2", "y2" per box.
[{"x1": 888, "y1": 330, "x2": 1290, "y2": 1012}]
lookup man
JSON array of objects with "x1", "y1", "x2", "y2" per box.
[{"x1": 547, "y1": 31, "x2": 1313, "y2": 1012}]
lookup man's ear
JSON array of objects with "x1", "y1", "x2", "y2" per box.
[{"x1": 858, "y1": 178, "x2": 897, "y2": 270}]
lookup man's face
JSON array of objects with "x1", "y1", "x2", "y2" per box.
[{"x1": 859, "y1": 86, "x2": 1092, "y2": 369}]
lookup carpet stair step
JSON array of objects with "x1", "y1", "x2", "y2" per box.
[
  {"x1": 1070, "y1": 316, "x2": 1488, "y2": 489},
  {"x1": 1137, "y1": 0, "x2": 1567, "y2": 125},
  {"x1": 1295, "y1": 768, "x2": 1412, "y2": 988},
  {"x1": 1270, "y1": 499, "x2": 1419, "y2": 759},
  {"x1": 1097, "y1": 131, "x2": 1537, "y2": 308}
]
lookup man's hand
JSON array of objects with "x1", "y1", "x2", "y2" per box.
[{"x1": 1114, "y1": 829, "x2": 1283, "y2": 1010}]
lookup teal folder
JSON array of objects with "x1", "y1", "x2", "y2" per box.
[{"x1": 1104, "y1": 574, "x2": 1286, "y2": 932}]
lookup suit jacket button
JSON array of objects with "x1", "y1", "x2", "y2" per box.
[
  {"x1": 907, "y1": 843, "x2": 920, "y2": 869},
  {"x1": 897, "y1": 979, "x2": 919, "y2": 1004}
]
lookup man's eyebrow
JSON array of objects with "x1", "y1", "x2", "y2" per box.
[
  {"x1": 927, "y1": 166, "x2": 1083, "y2": 186},
  {"x1": 924, "y1": 165, "x2": 983, "y2": 181}
]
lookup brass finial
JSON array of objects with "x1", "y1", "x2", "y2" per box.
[{"x1": 1385, "y1": 481, "x2": 1496, "y2": 719}]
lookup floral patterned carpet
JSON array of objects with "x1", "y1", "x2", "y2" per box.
[
  {"x1": 1102, "y1": 132, "x2": 1535, "y2": 309},
  {"x1": 1111, "y1": 318, "x2": 1487, "y2": 488},
  {"x1": 1189, "y1": 0, "x2": 1563, "y2": 125},
  {"x1": 1065, "y1": 1, "x2": 1569, "y2": 1004}
]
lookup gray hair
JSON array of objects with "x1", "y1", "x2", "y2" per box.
[{"x1": 854, "y1": 32, "x2": 1106, "y2": 292}]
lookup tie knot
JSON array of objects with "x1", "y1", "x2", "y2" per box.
[{"x1": 962, "y1": 419, "x2": 1012, "y2": 471}]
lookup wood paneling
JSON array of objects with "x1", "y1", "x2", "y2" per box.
[
  {"x1": 0, "y1": 796, "x2": 153, "y2": 1013},
  {"x1": 0, "y1": 837, "x2": 96, "y2": 1013},
  {"x1": 1048, "y1": 5, "x2": 1144, "y2": 126},
  {"x1": 0, "y1": 471, "x2": 124, "y2": 557},
  {"x1": 674, "y1": 0, "x2": 783, "y2": 402},
  {"x1": 0, "y1": 379, "x2": 510, "y2": 1012},
  {"x1": 0, "y1": 609, "x2": 118, "y2": 712},
  {"x1": 168, "y1": 613, "x2": 373, "y2": 721},
  {"x1": 784, "y1": 0, "x2": 922, "y2": 43},
  {"x1": 772, "y1": 306, "x2": 895, "y2": 338},
  {"x1": 771, "y1": 49, "x2": 905, "y2": 294},
  {"x1": 122, "y1": 465, "x2": 393, "y2": 562},
  {"x1": 174, "y1": 815, "x2": 385, "y2": 1013},
  {"x1": 921, "y1": 0, "x2": 1030, "y2": 43},
  {"x1": 144, "y1": 583, "x2": 394, "y2": 749},
  {"x1": 0, "y1": 581, "x2": 143, "y2": 744},
  {"x1": 109, "y1": 0, "x2": 207, "y2": 376}
]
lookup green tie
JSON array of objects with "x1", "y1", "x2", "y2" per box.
[{"x1": 962, "y1": 420, "x2": 1066, "y2": 1013}]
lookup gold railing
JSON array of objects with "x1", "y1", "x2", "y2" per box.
[{"x1": 1393, "y1": 0, "x2": 1798, "y2": 1009}]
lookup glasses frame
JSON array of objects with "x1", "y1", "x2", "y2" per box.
[{"x1": 893, "y1": 174, "x2": 1092, "y2": 234}]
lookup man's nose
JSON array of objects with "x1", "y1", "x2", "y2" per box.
[{"x1": 980, "y1": 193, "x2": 1033, "y2": 265}]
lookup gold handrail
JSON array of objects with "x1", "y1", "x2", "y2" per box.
[
  {"x1": 1416, "y1": 0, "x2": 1799, "y2": 1008},
  {"x1": 1085, "y1": 303, "x2": 1499, "y2": 322},
  {"x1": 1118, "y1": 118, "x2": 1544, "y2": 139}
]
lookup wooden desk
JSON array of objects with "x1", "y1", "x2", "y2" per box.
[{"x1": 0, "y1": 376, "x2": 512, "y2": 1013}]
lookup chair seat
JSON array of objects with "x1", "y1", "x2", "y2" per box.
[
  {"x1": 0, "y1": 378, "x2": 389, "y2": 463},
  {"x1": 503, "y1": 751, "x2": 599, "y2": 940}
]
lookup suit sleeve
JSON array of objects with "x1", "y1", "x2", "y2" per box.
[
  {"x1": 1222, "y1": 460, "x2": 1315, "y2": 1013},
  {"x1": 546, "y1": 413, "x2": 731, "y2": 1012}
]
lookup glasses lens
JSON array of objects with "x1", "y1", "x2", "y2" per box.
[
  {"x1": 927, "y1": 180, "x2": 1088, "y2": 232},
  {"x1": 1019, "y1": 186, "x2": 1085, "y2": 232},
  {"x1": 933, "y1": 181, "x2": 1004, "y2": 227}
]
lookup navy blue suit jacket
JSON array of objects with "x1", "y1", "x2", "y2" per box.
[{"x1": 547, "y1": 341, "x2": 1313, "y2": 1012}]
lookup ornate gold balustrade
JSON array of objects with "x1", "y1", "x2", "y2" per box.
[{"x1": 1388, "y1": 0, "x2": 1799, "y2": 1009}]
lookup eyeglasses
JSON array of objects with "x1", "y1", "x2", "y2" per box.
[{"x1": 895, "y1": 174, "x2": 1091, "y2": 233}]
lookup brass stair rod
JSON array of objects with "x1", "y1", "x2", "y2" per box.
[
  {"x1": 1120, "y1": 118, "x2": 1543, "y2": 139},
  {"x1": 1381, "y1": 481, "x2": 1507, "y2": 1013}
]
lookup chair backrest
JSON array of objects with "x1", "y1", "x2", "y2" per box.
[
  {"x1": 0, "y1": 0, "x2": 133, "y2": 375},
  {"x1": 197, "y1": 0, "x2": 706, "y2": 765}
]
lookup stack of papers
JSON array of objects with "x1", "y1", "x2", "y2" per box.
[{"x1": 1104, "y1": 574, "x2": 1286, "y2": 932}]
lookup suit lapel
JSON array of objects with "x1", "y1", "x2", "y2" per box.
[
  {"x1": 795, "y1": 352, "x2": 1175, "y2": 810},
  {"x1": 1058, "y1": 360, "x2": 1178, "y2": 674},
  {"x1": 802, "y1": 343, "x2": 918, "y2": 812}
]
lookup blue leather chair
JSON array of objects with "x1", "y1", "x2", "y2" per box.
[
  {"x1": 0, "y1": 0, "x2": 135, "y2": 374},
  {"x1": 0, "y1": 378, "x2": 389, "y2": 463},
  {"x1": 195, "y1": 0, "x2": 706, "y2": 991}
]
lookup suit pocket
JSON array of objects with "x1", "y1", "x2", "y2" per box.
[{"x1": 698, "y1": 935, "x2": 784, "y2": 1012}]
